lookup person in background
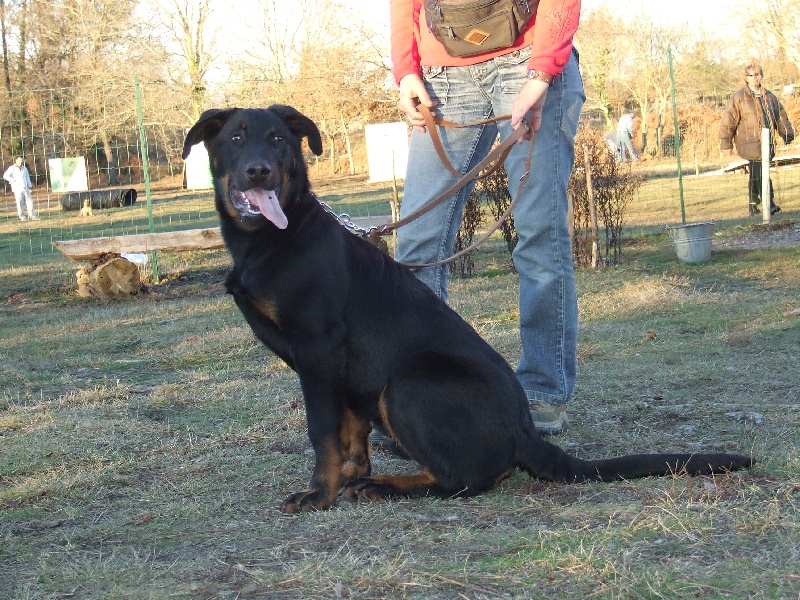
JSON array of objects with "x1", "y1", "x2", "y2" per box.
[
  {"x1": 616, "y1": 111, "x2": 637, "y2": 162},
  {"x1": 603, "y1": 130, "x2": 621, "y2": 161},
  {"x1": 4, "y1": 156, "x2": 38, "y2": 221},
  {"x1": 382, "y1": 0, "x2": 584, "y2": 437},
  {"x1": 720, "y1": 62, "x2": 794, "y2": 216}
]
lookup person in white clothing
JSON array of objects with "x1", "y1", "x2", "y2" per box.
[
  {"x1": 4, "y1": 156, "x2": 37, "y2": 221},
  {"x1": 616, "y1": 112, "x2": 637, "y2": 162}
]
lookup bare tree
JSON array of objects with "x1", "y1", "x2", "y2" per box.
[
  {"x1": 0, "y1": 0, "x2": 11, "y2": 98},
  {"x1": 742, "y1": 0, "x2": 800, "y2": 78},
  {"x1": 151, "y1": 0, "x2": 218, "y2": 121},
  {"x1": 59, "y1": 0, "x2": 161, "y2": 185},
  {"x1": 4, "y1": 0, "x2": 59, "y2": 91},
  {"x1": 678, "y1": 36, "x2": 737, "y2": 102},
  {"x1": 575, "y1": 7, "x2": 625, "y2": 129},
  {"x1": 232, "y1": 0, "x2": 344, "y2": 83},
  {"x1": 613, "y1": 16, "x2": 685, "y2": 155},
  {"x1": 0, "y1": 0, "x2": 166, "y2": 184},
  {"x1": 295, "y1": 40, "x2": 394, "y2": 173},
  {"x1": 218, "y1": 0, "x2": 394, "y2": 175}
]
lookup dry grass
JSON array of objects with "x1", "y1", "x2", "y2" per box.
[{"x1": 1, "y1": 175, "x2": 799, "y2": 599}]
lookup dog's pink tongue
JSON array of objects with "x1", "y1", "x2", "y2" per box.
[{"x1": 246, "y1": 189, "x2": 288, "y2": 229}]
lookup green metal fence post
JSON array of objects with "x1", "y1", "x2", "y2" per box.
[
  {"x1": 135, "y1": 76, "x2": 159, "y2": 282},
  {"x1": 668, "y1": 46, "x2": 686, "y2": 225}
]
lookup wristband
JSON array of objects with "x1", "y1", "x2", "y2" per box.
[{"x1": 527, "y1": 70, "x2": 555, "y2": 85}]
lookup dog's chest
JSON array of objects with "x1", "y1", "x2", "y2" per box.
[{"x1": 227, "y1": 264, "x2": 280, "y2": 323}]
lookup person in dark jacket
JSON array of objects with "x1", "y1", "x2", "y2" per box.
[{"x1": 720, "y1": 62, "x2": 795, "y2": 215}]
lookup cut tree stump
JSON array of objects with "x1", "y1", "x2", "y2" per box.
[
  {"x1": 53, "y1": 228, "x2": 224, "y2": 299},
  {"x1": 76, "y1": 254, "x2": 141, "y2": 299}
]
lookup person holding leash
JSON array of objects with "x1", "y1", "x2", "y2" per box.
[
  {"x1": 4, "y1": 156, "x2": 38, "y2": 221},
  {"x1": 720, "y1": 62, "x2": 794, "y2": 216},
  {"x1": 386, "y1": 0, "x2": 584, "y2": 434}
]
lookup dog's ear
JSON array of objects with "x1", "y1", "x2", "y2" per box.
[
  {"x1": 268, "y1": 105, "x2": 324, "y2": 156},
  {"x1": 182, "y1": 109, "x2": 239, "y2": 159}
]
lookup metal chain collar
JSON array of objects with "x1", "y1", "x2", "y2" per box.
[{"x1": 314, "y1": 194, "x2": 378, "y2": 238}]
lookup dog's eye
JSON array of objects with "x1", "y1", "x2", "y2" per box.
[
  {"x1": 272, "y1": 135, "x2": 285, "y2": 144},
  {"x1": 231, "y1": 133, "x2": 243, "y2": 142}
]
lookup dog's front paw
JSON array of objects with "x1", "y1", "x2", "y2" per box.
[{"x1": 280, "y1": 488, "x2": 336, "y2": 513}]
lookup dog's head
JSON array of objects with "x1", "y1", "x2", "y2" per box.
[{"x1": 182, "y1": 105, "x2": 323, "y2": 231}]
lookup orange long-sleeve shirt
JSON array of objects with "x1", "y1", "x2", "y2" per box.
[{"x1": 390, "y1": 0, "x2": 581, "y2": 85}]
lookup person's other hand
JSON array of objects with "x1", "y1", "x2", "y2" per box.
[
  {"x1": 398, "y1": 74, "x2": 437, "y2": 133},
  {"x1": 511, "y1": 79, "x2": 549, "y2": 142}
]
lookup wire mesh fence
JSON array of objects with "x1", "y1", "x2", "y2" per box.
[{"x1": 0, "y1": 80, "x2": 798, "y2": 271}]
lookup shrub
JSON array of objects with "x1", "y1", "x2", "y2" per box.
[{"x1": 570, "y1": 127, "x2": 643, "y2": 266}]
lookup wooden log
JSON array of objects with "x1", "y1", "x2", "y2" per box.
[
  {"x1": 76, "y1": 255, "x2": 141, "y2": 299},
  {"x1": 53, "y1": 227, "x2": 224, "y2": 261}
]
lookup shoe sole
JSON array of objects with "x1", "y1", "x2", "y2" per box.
[{"x1": 529, "y1": 403, "x2": 567, "y2": 435}]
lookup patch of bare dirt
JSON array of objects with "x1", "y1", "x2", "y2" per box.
[{"x1": 714, "y1": 220, "x2": 800, "y2": 250}]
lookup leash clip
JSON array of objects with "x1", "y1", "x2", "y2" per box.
[{"x1": 316, "y1": 195, "x2": 380, "y2": 238}]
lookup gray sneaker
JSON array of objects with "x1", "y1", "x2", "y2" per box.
[{"x1": 529, "y1": 401, "x2": 567, "y2": 434}]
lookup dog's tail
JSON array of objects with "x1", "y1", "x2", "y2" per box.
[{"x1": 518, "y1": 437, "x2": 754, "y2": 483}]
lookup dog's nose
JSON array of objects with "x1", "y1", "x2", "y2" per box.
[{"x1": 245, "y1": 162, "x2": 271, "y2": 183}]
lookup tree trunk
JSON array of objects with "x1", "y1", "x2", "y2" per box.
[
  {"x1": 340, "y1": 110, "x2": 355, "y2": 176},
  {"x1": 76, "y1": 255, "x2": 141, "y2": 299},
  {"x1": 101, "y1": 131, "x2": 119, "y2": 186},
  {"x1": 16, "y1": 0, "x2": 27, "y2": 83},
  {"x1": 639, "y1": 100, "x2": 649, "y2": 153},
  {"x1": 0, "y1": 0, "x2": 11, "y2": 101},
  {"x1": 318, "y1": 119, "x2": 336, "y2": 174},
  {"x1": 583, "y1": 145, "x2": 600, "y2": 268}
]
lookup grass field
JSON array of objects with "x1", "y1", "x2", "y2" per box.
[{"x1": 1, "y1": 168, "x2": 799, "y2": 599}]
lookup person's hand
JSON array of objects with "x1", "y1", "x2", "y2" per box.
[
  {"x1": 511, "y1": 79, "x2": 549, "y2": 141},
  {"x1": 398, "y1": 74, "x2": 437, "y2": 132}
]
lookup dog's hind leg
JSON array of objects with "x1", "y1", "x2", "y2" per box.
[
  {"x1": 343, "y1": 465, "x2": 517, "y2": 502},
  {"x1": 345, "y1": 368, "x2": 523, "y2": 503},
  {"x1": 342, "y1": 469, "x2": 447, "y2": 501},
  {"x1": 340, "y1": 408, "x2": 372, "y2": 482}
]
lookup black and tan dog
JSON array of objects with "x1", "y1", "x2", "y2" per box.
[{"x1": 183, "y1": 105, "x2": 754, "y2": 514}]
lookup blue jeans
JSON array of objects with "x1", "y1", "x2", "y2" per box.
[
  {"x1": 618, "y1": 132, "x2": 636, "y2": 161},
  {"x1": 396, "y1": 48, "x2": 584, "y2": 405}
]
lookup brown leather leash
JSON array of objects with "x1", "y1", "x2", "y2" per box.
[{"x1": 368, "y1": 104, "x2": 535, "y2": 269}]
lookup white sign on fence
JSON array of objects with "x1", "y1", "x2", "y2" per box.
[
  {"x1": 184, "y1": 142, "x2": 214, "y2": 190},
  {"x1": 48, "y1": 157, "x2": 89, "y2": 192},
  {"x1": 365, "y1": 122, "x2": 409, "y2": 183}
]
